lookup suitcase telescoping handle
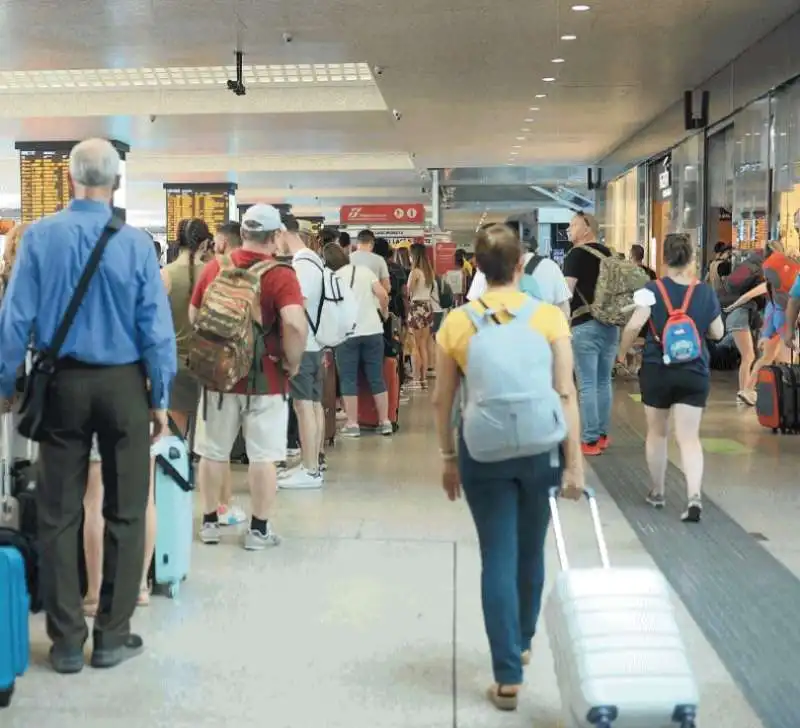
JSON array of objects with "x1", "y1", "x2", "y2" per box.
[
  {"x1": 1, "y1": 411, "x2": 11, "y2": 502},
  {"x1": 548, "y1": 486, "x2": 611, "y2": 570}
]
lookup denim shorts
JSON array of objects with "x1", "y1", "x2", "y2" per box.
[
  {"x1": 725, "y1": 306, "x2": 751, "y2": 333},
  {"x1": 335, "y1": 333, "x2": 386, "y2": 397}
]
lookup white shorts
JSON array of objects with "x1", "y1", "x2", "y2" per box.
[{"x1": 195, "y1": 393, "x2": 288, "y2": 464}]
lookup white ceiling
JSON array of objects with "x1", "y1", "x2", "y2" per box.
[{"x1": 0, "y1": 0, "x2": 795, "y2": 228}]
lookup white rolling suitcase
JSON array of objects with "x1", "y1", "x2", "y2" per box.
[{"x1": 544, "y1": 487, "x2": 699, "y2": 728}]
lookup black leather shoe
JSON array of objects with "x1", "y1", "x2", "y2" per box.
[
  {"x1": 90, "y1": 633, "x2": 144, "y2": 669},
  {"x1": 49, "y1": 644, "x2": 84, "y2": 674}
]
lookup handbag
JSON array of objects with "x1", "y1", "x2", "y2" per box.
[{"x1": 17, "y1": 217, "x2": 123, "y2": 442}]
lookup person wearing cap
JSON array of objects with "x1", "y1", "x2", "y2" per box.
[{"x1": 189, "y1": 203, "x2": 307, "y2": 551}]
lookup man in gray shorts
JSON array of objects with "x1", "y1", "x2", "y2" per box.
[{"x1": 278, "y1": 219, "x2": 326, "y2": 490}]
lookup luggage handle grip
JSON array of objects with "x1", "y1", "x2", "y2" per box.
[{"x1": 548, "y1": 486, "x2": 611, "y2": 570}]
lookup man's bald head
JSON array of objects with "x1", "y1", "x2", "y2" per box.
[{"x1": 69, "y1": 138, "x2": 120, "y2": 190}]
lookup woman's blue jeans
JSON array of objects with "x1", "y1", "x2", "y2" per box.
[{"x1": 459, "y1": 435, "x2": 562, "y2": 685}]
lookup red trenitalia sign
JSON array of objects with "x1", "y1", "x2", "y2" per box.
[{"x1": 340, "y1": 203, "x2": 425, "y2": 225}]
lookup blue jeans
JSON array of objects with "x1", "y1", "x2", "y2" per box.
[
  {"x1": 572, "y1": 319, "x2": 619, "y2": 443},
  {"x1": 335, "y1": 333, "x2": 386, "y2": 397},
  {"x1": 459, "y1": 435, "x2": 561, "y2": 685}
]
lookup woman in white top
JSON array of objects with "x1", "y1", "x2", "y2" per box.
[
  {"x1": 407, "y1": 243, "x2": 436, "y2": 389},
  {"x1": 322, "y1": 243, "x2": 392, "y2": 437}
]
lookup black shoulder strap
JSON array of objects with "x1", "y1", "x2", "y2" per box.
[
  {"x1": 46, "y1": 217, "x2": 123, "y2": 358},
  {"x1": 350, "y1": 265, "x2": 356, "y2": 289},
  {"x1": 524, "y1": 254, "x2": 543, "y2": 275}
]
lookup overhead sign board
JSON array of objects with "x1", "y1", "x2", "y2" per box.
[{"x1": 340, "y1": 203, "x2": 425, "y2": 225}]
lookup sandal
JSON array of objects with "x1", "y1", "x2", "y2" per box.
[
  {"x1": 486, "y1": 684, "x2": 519, "y2": 711},
  {"x1": 82, "y1": 598, "x2": 99, "y2": 618}
]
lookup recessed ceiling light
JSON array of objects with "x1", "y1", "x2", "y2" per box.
[
  {"x1": 516, "y1": 136, "x2": 526, "y2": 141},
  {"x1": 524, "y1": 117, "x2": 534, "y2": 122},
  {"x1": 529, "y1": 107, "x2": 540, "y2": 112},
  {"x1": 510, "y1": 151, "x2": 519, "y2": 156},
  {"x1": 521, "y1": 128, "x2": 531, "y2": 132},
  {"x1": 561, "y1": 34, "x2": 577, "y2": 40},
  {"x1": 512, "y1": 144, "x2": 521, "y2": 148},
  {"x1": 552, "y1": 58, "x2": 565, "y2": 63},
  {"x1": 542, "y1": 77, "x2": 555, "y2": 82},
  {"x1": 535, "y1": 94, "x2": 547, "y2": 99},
  {"x1": 571, "y1": 4, "x2": 591, "y2": 11}
]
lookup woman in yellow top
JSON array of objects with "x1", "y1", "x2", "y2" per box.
[{"x1": 434, "y1": 224, "x2": 584, "y2": 711}]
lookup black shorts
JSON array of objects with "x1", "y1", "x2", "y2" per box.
[{"x1": 638, "y1": 363, "x2": 710, "y2": 410}]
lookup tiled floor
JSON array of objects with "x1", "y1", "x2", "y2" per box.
[{"x1": 8, "y1": 384, "x2": 770, "y2": 727}]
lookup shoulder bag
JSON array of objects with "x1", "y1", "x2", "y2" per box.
[{"x1": 17, "y1": 217, "x2": 123, "y2": 442}]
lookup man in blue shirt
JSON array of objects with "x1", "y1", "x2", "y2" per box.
[
  {"x1": 0, "y1": 138, "x2": 176, "y2": 674},
  {"x1": 782, "y1": 274, "x2": 800, "y2": 348}
]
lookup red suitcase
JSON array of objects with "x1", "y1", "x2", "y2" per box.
[
  {"x1": 358, "y1": 357, "x2": 400, "y2": 431},
  {"x1": 756, "y1": 363, "x2": 800, "y2": 433}
]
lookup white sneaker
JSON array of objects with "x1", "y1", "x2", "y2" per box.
[
  {"x1": 335, "y1": 409, "x2": 347, "y2": 421},
  {"x1": 737, "y1": 389, "x2": 756, "y2": 406},
  {"x1": 199, "y1": 522, "x2": 221, "y2": 545},
  {"x1": 286, "y1": 447, "x2": 301, "y2": 458},
  {"x1": 217, "y1": 504, "x2": 246, "y2": 526},
  {"x1": 279, "y1": 467, "x2": 324, "y2": 490},
  {"x1": 243, "y1": 524, "x2": 281, "y2": 551}
]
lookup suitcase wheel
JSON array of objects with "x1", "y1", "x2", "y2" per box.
[
  {"x1": 167, "y1": 582, "x2": 180, "y2": 599},
  {"x1": 0, "y1": 684, "x2": 14, "y2": 708}
]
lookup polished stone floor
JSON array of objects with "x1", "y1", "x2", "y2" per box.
[{"x1": 7, "y1": 381, "x2": 776, "y2": 727}]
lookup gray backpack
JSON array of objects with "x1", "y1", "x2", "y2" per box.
[{"x1": 461, "y1": 298, "x2": 566, "y2": 463}]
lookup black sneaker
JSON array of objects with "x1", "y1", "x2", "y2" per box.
[
  {"x1": 91, "y1": 633, "x2": 144, "y2": 669},
  {"x1": 681, "y1": 499, "x2": 702, "y2": 523},
  {"x1": 646, "y1": 491, "x2": 666, "y2": 509},
  {"x1": 318, "y1": 454, "x2": 327, "y2": 472},
  {"x1": 49, "y1": 644, "x2": 84, "y2": 674}
]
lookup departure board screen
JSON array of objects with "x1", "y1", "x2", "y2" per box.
[
  {"x1": 19, "y1": 148, "x2": 72, "y2": 223},
  {"x1": 165, "y1": 185, "x2": 235, "y2": 244}
]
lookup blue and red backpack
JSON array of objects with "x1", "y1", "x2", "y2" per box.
[{"x1": 649, "y1": 280, "x2": 703, "y2": 366}]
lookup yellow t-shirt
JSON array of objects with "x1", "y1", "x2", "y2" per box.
[{"x1": 437, "y1": 289, "x2": 570, "y2": 371}]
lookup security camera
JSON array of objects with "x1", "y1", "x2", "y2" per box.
[
  {"x1": 282, "y1": 32, "x2": 293, "y2": 44},
  {"x1": 149, "y1": 114, "x2": 157, "y2": 123},
  {"x1": 392, "y1": 109, "x2": 402, "y2": 121},
  {"x1": 374, "y1": 65, "x2": 384, "y2": 77},
  {"x1": 421, "y1": 187, "x2": 428, "y2": 195}
]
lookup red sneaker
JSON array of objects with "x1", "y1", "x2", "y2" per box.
[
  {"x1": 598, "y1": 435, "x2": 611, "y2": 451},
  {"x1": 581, "y1": 442, "x2": 602, "y2": 457}
]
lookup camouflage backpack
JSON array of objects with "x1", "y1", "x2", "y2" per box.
[
  {"x1": 572, "y1": 245, "x2": 651, "y2": 326},
  {"x1": 187, "y1": 257, "x2": 287, "y2": 392}
]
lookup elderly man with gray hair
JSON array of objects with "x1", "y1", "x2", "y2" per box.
[{"x1": 0, "y1": 138, "x2": 177, "y2": 674}]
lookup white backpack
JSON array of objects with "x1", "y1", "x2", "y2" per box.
[
  {"x1": 461, "y1": 297, "x2": 566, "y2": 463},
  {"x1": 302, "y1": 259, "x2": 357, "y2": 348}
]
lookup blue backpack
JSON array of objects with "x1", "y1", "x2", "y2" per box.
[
  {"x1": 519, "y1": 254, "x2": 543, "y2": 299},
  {"x1": 650, "y1": 280, "x2": 702, "y2": 365},
  {"x1": 461, "y1": 297, "x2": 567, "y2": 463}
]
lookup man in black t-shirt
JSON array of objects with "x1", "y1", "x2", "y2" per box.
[{"x1": 562, "y1": 213, "x2": 620, "y2": 456}]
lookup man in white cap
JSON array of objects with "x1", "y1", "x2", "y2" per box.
[{"x1": 189, "y1": 204, "x2": 307, "y2": 550}]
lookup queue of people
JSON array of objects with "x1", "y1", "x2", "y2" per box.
[{"x1": 3, "y1": 136, "x2": 799, "y2": 718}]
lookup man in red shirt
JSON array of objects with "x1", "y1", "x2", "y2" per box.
[{"x1": 189, "y1": 204, "x2": 307, "y2": 550}]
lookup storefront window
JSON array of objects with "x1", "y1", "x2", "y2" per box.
[
  {"x1": 705, "y1": 125, "x2": 734, "y2": 270},
  {"x1": 668, "y1": 132, "x2": 704, "y2": 272},
  {"x1": 731, "y1": 97, "x2": 770, "y2": 252},
  {"x1": 771, "y1": 80, "x2": 800, "y2": 254},
  {"x1": 603, "y1": 167, "x2": 639, "y2": 255},
  {"x1": 648, "y1": 155, "x2": 672, "y2": 274}
]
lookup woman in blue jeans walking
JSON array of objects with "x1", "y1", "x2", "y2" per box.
[{"x1": 434, "y1": 224, "x2": 584, "y2": 711}]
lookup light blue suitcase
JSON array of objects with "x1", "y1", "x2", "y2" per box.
[
  {"x1": 0, "y1": 545, "x2": 30, "y2": 707},
  {"x1": 151, "y1": 427, "x2": 194, "y2": 599}
]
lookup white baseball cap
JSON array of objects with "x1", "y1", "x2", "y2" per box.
[{"x1": 241, "y1": 204, "x2": 286, "y2": 233}]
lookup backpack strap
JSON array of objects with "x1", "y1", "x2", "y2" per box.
[
  {"x1": 464, "y1": 297, "x2": 503, "y2": 330},
  {"x1": 654, "y1": 279, "x2": 675, "y2": 315},
  {"x1": 524, "y1": 254, "x2": 543, "y2": 275},
  {"x1": 350, "y1": 266, "x2": 356, "y2": 289}
]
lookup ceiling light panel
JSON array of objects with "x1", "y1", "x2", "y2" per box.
[{"x1": 0, "y1": 63, "x2": 375, "y2": 91}]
